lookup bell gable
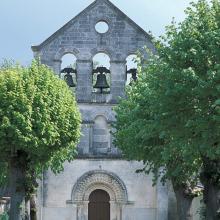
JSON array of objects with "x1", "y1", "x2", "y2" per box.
[{"x1": 32, "y1": 0, "x2": 154, "y2": 62}]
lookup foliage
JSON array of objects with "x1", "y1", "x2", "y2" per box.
[
  {"x1": 0, "y1": 60, "x2": 81, "y2": 187},
  {"x1": 114, "y1": 0, "x2": 220, "y2": 188},
  {"x1": 0, "y1": 163, "x2": 8, "y2": 188},
  {"x1": 0, "y1": 212, "x2": 9, "y2": 220}
]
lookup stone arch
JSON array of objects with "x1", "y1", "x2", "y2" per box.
[
  {"x1": 86, "y1": 184, "x2": 115, "y2": 201},
  {"x1": 71, "y1": 170, "x2": 128, "y2": 204},
  {"x1": 119, "y1": 50, "x2": 137, "y2": 61},
  {"x1": 92, "y1": 52, "x2": 111, "y2": 94},
  {"x1": 126, "y1": 54, "x2": 138, "y2": 67},
  {"x1": 54, "y1": 46, "x2": 80, "y2": 61},
  {"x1": 90, "y1": 48, "x2": 113, "y2": 61},
  {"x1": 89, "y1": 110, "x2": 115, "y2": 123},
  {"x1": 127, "y1": 50, "x2": 138, "y2": 57},
  {"x1": 93, "y1": 115, "x2": 109, "y2": 127}
]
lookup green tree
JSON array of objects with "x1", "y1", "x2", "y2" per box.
[
  {"x1": 114, "y1": 0, "x2": 220, "y2": 219},
  {"x1": 0, "y1": 61, "x2": 81, "y2": 220}
]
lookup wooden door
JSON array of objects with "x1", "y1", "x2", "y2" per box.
[{"x1": 88, "y1": 189, "x2": 110, "y2": 220}]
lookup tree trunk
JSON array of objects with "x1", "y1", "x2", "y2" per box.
[
  {"x1": 9, "y1": 156, "x2": 26, "y2": 220},
  {"x1": 201, "y1": 159, "x2": 220, "y2": 220},
  {"x1": 203, "y1": 182, "x2": 220, "y2": 220},
  {"x1": 173, "y1": 184, "x2": 194, "y2": 220},
  {"x1": 25, "y1": 198, "x2": 30, "y2": 220},
  {"x1": 30, "y1": 194, "x2": 37, "y2": 220}
]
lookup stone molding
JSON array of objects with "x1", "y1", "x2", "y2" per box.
[
  {"x1": 68, "y1": 170, "x2": 128, "y2": 204},
  {"x1": 54, "y1": 46, "x2": 80, "y2": 60},
  {"x1": 90, "y1": 48, "x2": 114, "y2": 60}
]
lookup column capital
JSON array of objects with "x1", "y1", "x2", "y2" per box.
[
  {"x1": 77, "y1": 59, "x2": 92, "y2": 64},
  {"x1": 53, "y1": 59, "x2": 62, "y2": 63},
  {"x1": 110, "y1": 60, "x2": 126, "y2": 64}
]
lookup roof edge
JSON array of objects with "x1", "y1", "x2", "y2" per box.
[
  {"x1": 105, "y1": 0, "x2": 152, "y2": 40},
  {"x1": 31, "y1": 0, "x2": 98, "y2": 51},
  {"x1": 31, "y1": 0, "x2": 152, "y2": 52}
]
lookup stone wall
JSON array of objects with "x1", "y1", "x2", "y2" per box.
[
  {"x1": 32, "y1": 1, "x2": 179, "y2": 220},
  {"x1": 38, "y1": 160, "x2": 161, "y2": 220},
  {"x1": 77, "y1": 103, "x2": 120, "y2": 158},
  {"x1": 32, "y1": 0, "x2": 154, "y2": 104}
]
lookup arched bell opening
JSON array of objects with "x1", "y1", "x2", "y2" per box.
[
  {"x1": 126, "y1": 54, "x2": 138, "y2": 86},
  {"x1": 92, "y1": 53, "x2": 111, "y2": 94},
  {"x1": 60, "y1": 53, "x2": 77, "y2": 88},
  {"x1": 88, "y1": 189, "x2": 110, "y2": 220}
]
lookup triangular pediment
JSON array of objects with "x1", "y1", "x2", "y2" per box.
[{"x1": 32, "y1": 0, "x2": 151, "y2": 51}]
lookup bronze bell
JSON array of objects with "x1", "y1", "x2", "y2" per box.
[
  {"x1": 64, "y1": 72, "x2": 75, "y2": 87},
  {"x1": 61, "y1": 67, "x2": 76, "y2": 87},
  {"x1": 127, "y1": 68, "x2": 137, "y2": 81},
  {"x1": 126, "y1": 68, "x2": 137, "y2": 85},
  {"x1": 94, "y1": 72, "x2": 110, "y2": 93}
]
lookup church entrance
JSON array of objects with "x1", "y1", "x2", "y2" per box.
[{"x1": 88, "y1": 189, "x2": 110, "y2": 220}]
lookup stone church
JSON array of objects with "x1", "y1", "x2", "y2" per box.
[{"x1": 32, "y1": 0, "x2": 200, "y2": 219}]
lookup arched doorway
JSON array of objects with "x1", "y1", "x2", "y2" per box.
[
  {"x1": 88, "y1": 189, "x2": 110, "y2": 220},
  {"x1": 70, "y1": 170, "x2": 128, "y2": 220}
]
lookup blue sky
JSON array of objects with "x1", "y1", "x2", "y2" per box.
[{"x1": 0, "y1": 0, "x2": 196, "y2": 65}]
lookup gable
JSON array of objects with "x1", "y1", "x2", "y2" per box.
[{"x1": 32, "y1": 0, "x2": 152, "y2": 52}]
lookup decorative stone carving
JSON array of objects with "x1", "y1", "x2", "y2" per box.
[{"x1": 69, "y1": 170, "x2": 128, "y2": 204}]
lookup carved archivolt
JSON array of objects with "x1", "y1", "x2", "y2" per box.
[{"x1": 71, "y1": 170, "x2": 128, "y2": 203}]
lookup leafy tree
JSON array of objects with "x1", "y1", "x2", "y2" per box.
[
  {"x1": 0, "y1": 211, "x2": 9, "y2": 220},
  {"x1": 114, "y1": 0, "x2": 220, "y2": 219},
  {"x1": 0, "y1": 163, "x2": 8, "y2": 192},
  {"x1": 114, "y1": 57, "x2": 201, "y2": 219},
  {"x1": 0, "y1": 61, "x2": 81, "y2": 220}
]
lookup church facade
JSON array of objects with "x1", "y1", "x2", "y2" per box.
[{"x1": 32, "y1": 0, "x2": 200, "y2": 219}]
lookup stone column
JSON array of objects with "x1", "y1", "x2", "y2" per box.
[
  {"x1": 77, "y1": 123, "x2": 91, "y2": 155},
  {"x1": 77, "y1": 201, "x2": 89, "y2": 220},
  {"x1": 110, "y1": 60, "x2": 126, "y2": 103},
  {"x1": 52, "y1": 59, "x2": 62, "y2": 76},
  {"x1": 156, "y1": 177, "x2": 168, "y2": 220},
  {"x1": 76, "y1": 59, "x2": 93, "y2": 102},
  {"x1": 110, "y1": 201, "x2": 119, "y2": 220}
]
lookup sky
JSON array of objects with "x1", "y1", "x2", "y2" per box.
[{"x1": 0, "y1": 0, "x2": 196, "y2": 66}]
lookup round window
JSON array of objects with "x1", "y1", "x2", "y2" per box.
[{"x1": 95, "y1": 21, "x2": 109, "y2": 34}]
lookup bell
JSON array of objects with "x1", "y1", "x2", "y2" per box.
[
  {"x1": 64, "y1": 72, "x2": 75, "y2": 87},
  {"x1": 94, "y1": 72, "x2": 110, "y2": 93},
  {"x1": 127, "y1": 68, "x2": 137, "y2": 81},
  {"x1": 61, "y1": 67, "x2": 76, "y2": 87},
  {"x1": 127, "y1": 68, "x2": 137, "y2": 85}
]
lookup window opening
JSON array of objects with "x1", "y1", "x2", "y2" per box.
[
  {"x1": 60, "y1": 54, "x2": 77, "y2": 88},
  {"x1": 126, "y1": 55, "x2": 138, "y2": 85},
  {"x1": 93, "y1": 53, "x2": 110, "y2": 94},
  {"x1": 95, "y1": 21, "x2": 109, "y2": 34}
]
